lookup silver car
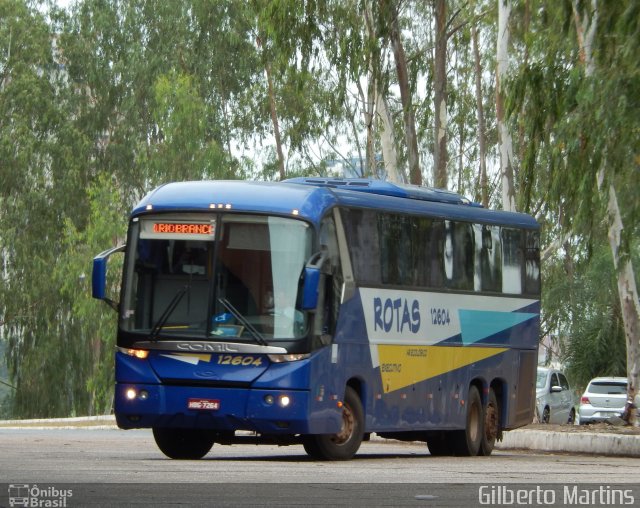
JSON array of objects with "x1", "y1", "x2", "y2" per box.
[
  {"x1": 578, "y1": 377, "x2": 629, "y2": 424},
  {"x1": 535, "y1": 367, "x2": 575, "y2": 424}
]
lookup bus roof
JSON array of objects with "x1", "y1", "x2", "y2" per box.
[{"x1": 133, "y1": 179, "x2": 538, "y2": 229}]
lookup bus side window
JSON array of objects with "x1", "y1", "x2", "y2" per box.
[
  {"x1": 411, "y1": 217, "x2": 445, "y2": 289},
  {"x1": 340, "y1": 208, "x2": 381, "y2": 285},
  {"x1": 524, "y1": 230, "x2": 541, "y2": 295},
  {"x1": 444, "y1": 221, "x2": 474, "y2": 291},
  {"x1": 475, "y1": 224, "x2": 502, "y2": 292},
  {"x1": 378, "y1": 213, "x2": 412, "y2": 286},
  {"x1": 502, "y1": 228, "x2": 523, "y2": 294},
  {"x1": 320, "y1": 216, "x2": 343, "y2": 337}
]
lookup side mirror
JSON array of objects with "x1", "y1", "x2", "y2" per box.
[
  {"x1": 550, "y1": 385, "x2": 562, "y2": 393},
  {"x1": 300, "y1": 251, "x2": 327, "y2": 311},
  {"x1": 92, "y1": 245, "x2": 125, "y2": 310}
]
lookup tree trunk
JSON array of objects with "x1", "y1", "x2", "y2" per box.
[
  {"x1": 472, "y1": 25, "x2": 488, "y2": 207},
  {"x1": 433, "y1": 0, "x2": 448, "y2": 190},
  {"x1": 355, "y1": 77, "x2": 375, "y2": 178},
  {"x1": 574, "y1": 0, "x2": 640, "y2": 424},
  {"x1": 599, "y1": 174, "x2": 640, "y2": 426},
  {"x1": 264, "y1": 62, "x2": 286, "y2": 181},
  {"x1": 363, "y1": 0, "x2": 378, "y2": 178},
  {"x1": 390, "y1": 10, "x2": 421, "y2": 185},
  {"x1": 377, "y1": 92, "x2": 403, "y2": 183},
  {"x1": 257, "y1": 32, "x2": 286, "y2": 182},
  {"x1": 496, "y1": 0, "x2": 516, "y2": 211}
]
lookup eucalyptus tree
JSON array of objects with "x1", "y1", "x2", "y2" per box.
[
  {"x1": 507, "y1": 0, "x2": 639, "y2": 420},
  {"x1": 0, "y1": 0, "x2": 96, "y2": 416},
  {"x1": 2, "y1": 0, "x2": 268, "y2": 417},
  {"x1": 62, "y1": 0, "x2": 259, "y2": 193},
  {"x1": 496, "y1": 0, "x2": 516, "y2": 211},
  {"x1": 544, "y1": 241, "x2": 632, "y2": 391},
  {"x1": 387, "y1": 0, "x2": 421, "y2": 184}
]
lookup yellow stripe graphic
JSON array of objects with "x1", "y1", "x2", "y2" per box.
[{"x1": 378, "y1": 345, "x2": 507, "y2": 393}]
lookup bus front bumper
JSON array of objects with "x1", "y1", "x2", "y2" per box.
[{"x1": 114, "y1": 383, "x2": 340, "y2": 435}]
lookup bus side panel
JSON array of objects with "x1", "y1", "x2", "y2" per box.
[
  {"x1": 509, "y1": 349, "x2": 537, "y2": 428},
  {"x1": 328, "y1": 287, "x2": 539, "y2": 433}
]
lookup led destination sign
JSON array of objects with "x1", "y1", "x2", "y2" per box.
[
  {"x1": 152, "y1": 223, "x2": 213, "y2": 235},
  {"x1": 139, "y1": 218, "x2": 217, "y2": 241}
]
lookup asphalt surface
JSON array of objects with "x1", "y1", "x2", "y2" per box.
[{"x1": 1, "y1": 415, "x2": 638, "y2": 457}]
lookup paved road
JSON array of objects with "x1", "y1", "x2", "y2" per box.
[{"x1": 1, "y1": 428, "x2": 638, "y2": 507}]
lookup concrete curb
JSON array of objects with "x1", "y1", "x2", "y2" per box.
[
  {"x1": 0, "y1": 415, "x2": 116, "y2": 429},
  {"x1": 1, "y1": 417, "x2": 638, "y2": 457},
  {"x1": 495, "y1": 428, "x2": 640, "y2": 457}
]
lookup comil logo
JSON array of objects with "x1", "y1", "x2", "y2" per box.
[{"x1": 8, "y1": 484, "x2": 73, "y2": 507}]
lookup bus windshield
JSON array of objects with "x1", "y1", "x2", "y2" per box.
[{"x1": 120, "y1": 213, "x2": 313, "y2": 341}]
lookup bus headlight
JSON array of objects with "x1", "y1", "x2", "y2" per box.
[
  {"x1": 118, "y1": 347, "x2": 149, "y2": 359},
  {"x1": 125, "y1": 388, "x2": 149, "y2": 401},
  {"x1": 278, "y1": 395, "x2": 291, "y2": 408}
]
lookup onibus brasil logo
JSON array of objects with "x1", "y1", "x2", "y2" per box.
[{"x1": 8, "y1": 484, "x2": 73, "y2": 507}]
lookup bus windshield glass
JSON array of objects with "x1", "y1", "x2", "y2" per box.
[{"x1": 120, "y1": 213, "x2": 313, "y2": 341}]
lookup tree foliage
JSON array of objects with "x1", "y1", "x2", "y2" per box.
[{"x1": 0, "y1": 0, "x2": 638, "y2": 417}]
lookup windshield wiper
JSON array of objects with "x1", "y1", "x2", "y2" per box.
[
  {"x1": 149, "y1": 286, "x2": 189, "y2": 340},
  {"x1": 217, "y1": 297, "x2": 268, "y2": 346}
]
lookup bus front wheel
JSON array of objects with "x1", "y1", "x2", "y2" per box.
[
  {"x1": 303, "y1": 386, "x2": 364, "y2": 460},
  {"x1": 453, "y1": 385, "x2": 483, "y2": 456},
  {"x1": 152, "y1": 427, "x2": 214, "y2": 459}
]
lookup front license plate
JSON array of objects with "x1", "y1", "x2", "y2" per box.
[{"x1": 188, "y1": 398, "x2": 220, "y2": 411}]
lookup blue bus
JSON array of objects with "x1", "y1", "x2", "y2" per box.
[{"x1": 93, "y1": 178, "x2": 540, "y2": 460}]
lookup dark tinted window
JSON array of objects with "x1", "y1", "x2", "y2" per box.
[
  {"x1": 412, "y1": 217, "x2": 445, "y2": 288},
  {"x1": 588, "y1": 382, "x2": 627, "y2": 395},
  {"x1": 476, "y1": 224, "x2": 502, "y2": 292},
  {"x1": 340, "y1": 208, "x2": 380, "y2": 284},
  {"x1": 502, "y1": 228, "x2": 523, "y2": 294},
  {"x1": 525, "y1": 230, "x2": 541, "y2": 295},
  {"x1": 320, "y1": 216, "x2": 343, "y2": 336},
  {"x1": 444, "y1": 220, "x2": 474, "y2": 290},
  {"x1": 340, "y1": 207, "x2": 536, "y2": 296},
  {"x1": 378, "y1": 213, "x2": 412, "y2": 285}
]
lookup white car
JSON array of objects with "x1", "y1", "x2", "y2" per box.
[
  {"x1": 535, "y1": 367, "x2": 575, "y2": 424},
  {"x1": 578, "y1": 377, "x2": 629, "y2": 424}
]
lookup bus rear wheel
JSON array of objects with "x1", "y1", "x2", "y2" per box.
[
  {"x1": 453, "y1": 385, "x2": 483, "y2": 456},
  {"x1": 479, "y1": 388, "x2": 499, "y2": 456},
  {"x1": 426, "y1": 431, "x2": 455, "y2": 456},
  {"x1": 152, "y1": 427, "x2": 214, "y2": 459},
  {"x1": 303, "y1": 386, "x2": 364, "y2": 461}
]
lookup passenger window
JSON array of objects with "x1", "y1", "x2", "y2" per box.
[
  {"x1": 525, "y1": 230, "x2": 541, "y2": 295},
  {"x1": 444, "y1": 221, "x2": 474, "y2": 291},
  {"x1": 340, "y1": 208, "x2": 381, "y2": 285},
  {"x1": 378, "y1": 213, "x2": 412, "y2": 285},
  {"x1": 559, "y1": 374, "x2": 570, "y2": 391},
  {"x1": 412, "y1": 217, "x2": 445, "y2": 288},
  {"x1": 474, "y1": 224, "x2": 502, "y2": 292},
  {"x1": 502, "y1": 228, "x2": 523, "y2": 294},
  {"x1": 320, "y1": 217, "x2": 343, "y2": 336}
]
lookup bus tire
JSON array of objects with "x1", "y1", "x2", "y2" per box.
[
  {"x1": 454, "y1": 385, "x2": 483, "y2": 456},
  {"x1": 426, "y1": 431, "x2": 455, "y2": 456},
  {"x1": 302, "y1": 386, "x2": 364, "y2": 461},
  {"x1": 152, "y1": 427, "x2": 214, "y2": 459},
  {"x1": 479, "y1": 388, "x2": 499, "y2": 456}
]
